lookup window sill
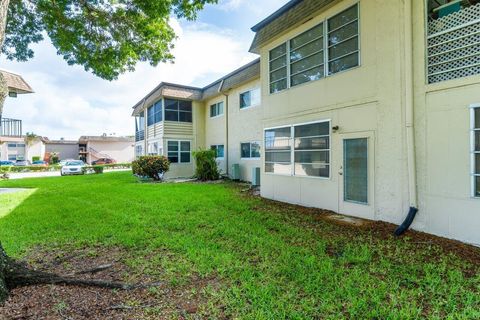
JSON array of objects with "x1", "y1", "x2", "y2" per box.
[
  {"x1": 240, "y1": 104, "x2": 260, "y2": 111},
  {"x1": 241, "y1": 157, "x2": 261, "y2": 161},
  {"x1": 210, "y1": 114, "x2": 224, "y2": 119}
]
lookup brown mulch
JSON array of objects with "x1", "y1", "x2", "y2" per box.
[{"x1": 0, "y1": 246, "x2": 221, "y2": 320}]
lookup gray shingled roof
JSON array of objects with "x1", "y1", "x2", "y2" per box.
[
  {"x1": 131, "y1": 58, "x2": 260, "y2": 115},
  {"x1": 1, "y1": 70, "x2": 34, "y2": 94},
  {"x1": 249, "y1": 0, "x2": 337, "y2": 53}
]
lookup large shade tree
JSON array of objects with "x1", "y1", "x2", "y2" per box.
[{"x1": 0, "y1": 0, "x2": 216, "y2": 302}]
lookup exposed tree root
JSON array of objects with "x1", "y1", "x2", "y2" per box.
[{"x1": 0, "y1": 243, "x2": 135, "y2": 303}]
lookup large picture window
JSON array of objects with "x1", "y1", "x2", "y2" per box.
[
  {"x1": 165, "y1": 99, "x2": 192, "y2": 123},
  {"x1": 168, "y1": 140, "x2": 191, "y2": 163},
  {"x1": 265, "y1": 127, "x2": 292, "y2": 175},
  {"x1": 269, "y1": 43, "x2": 288, "y2": 94},
  {"x1": 210, "y1": 102, "x2": 224, "y2": 118},
  {"x1": 240, "y1": 142, "x2": 261, "y2": 159},
  {"x1": 294, "y1": 122, "x2": 330, "y2": 177},
  {"x1": 268, "y1": 4, "x2": 359, "y2": 93},
  {"x1": 265, "y1": 121, "x2": 330, "y2": 177},
  {"x1": 473, "y1": 106, "x2": 480, "y2": 197}
]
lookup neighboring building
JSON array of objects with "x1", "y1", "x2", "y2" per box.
[
  {"x1": 132, "y1": 0, "x2": 480, "y2": 246},
  {"x1": 132, "y1": 60, "x2": 261, "y2": 180},
  {"x1": 0, "y1": 136, "x2": 45, "y2": 162},
  {"x1": 0, "y1": 70, "x2": 33, "y2": 138},
  {"x1": 44, "y1": 139, "x2": 80, "y2": 160},
  {"x1": 79, "y1": 135, "x2": 135, "y2": 164}
]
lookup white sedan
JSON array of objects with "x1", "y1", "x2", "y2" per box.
[{"x1": 61, "y1": 160, "x2": 86, "y2": 176}]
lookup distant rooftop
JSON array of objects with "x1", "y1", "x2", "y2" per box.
[
  {"x1": 0, "y1": 70, "x2": 34, "y2": 94},
  {"x1": 79, "y1": 135, "x2": 134, "y2": 143}
]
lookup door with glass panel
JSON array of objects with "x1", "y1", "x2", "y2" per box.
[{"x1": 339, "y1": 133, "x2": 375, "y2": 220}]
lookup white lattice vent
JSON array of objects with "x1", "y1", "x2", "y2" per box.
[
  {"x1": 428, "y1": 3, "x2": 480, "y2": 36},
  {"x1": 427, "y1": 4, "x2": 480, "y2": 84}
]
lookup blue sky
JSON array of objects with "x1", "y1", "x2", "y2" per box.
[{"x1": 1, "y1": 0, "x2": 289, "y2": 140}]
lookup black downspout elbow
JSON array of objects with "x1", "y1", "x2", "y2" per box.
[{"x1": 394, "y1": 207, "x2": 418, "y2": 236}]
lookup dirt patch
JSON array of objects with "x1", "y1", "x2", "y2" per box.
[
  {"x1": 241, "y1": 184, "x2": 480, "y2": 267},
  {"x1": 0, "y1": 246, "x2": 221, "y2": 320}
]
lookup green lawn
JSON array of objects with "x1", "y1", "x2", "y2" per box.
[{"x1": 0, "y1": 172, "x2": 479, "y2": 319}]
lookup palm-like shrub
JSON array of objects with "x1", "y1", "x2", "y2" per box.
[
  {"x1": 132, "y1": 156, "x2": 170, "y2": 181},
  {"x1": 193, "y1": 149, "x2": 220, "y2": 181}
]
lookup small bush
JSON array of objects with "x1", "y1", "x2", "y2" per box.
[
  {"x1": 132, "y1": 156, "x2": 170, "y2": 181},
  {"x1": 32, "y1": 156, "x2": 41, "y2": 162},
  {"x1": 193, "y1": 149, "x2": 220, "y2": 181},
  {"x1": 93, "y1": 166, "x2": 104, "y2": 174}
]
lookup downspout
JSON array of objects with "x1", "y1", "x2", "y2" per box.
[
  {"x1": 395, "y1": 0, "x2": 418, "y2": 236},
  {"x1": 142, "y1": 98, "x2": 147, "y2": 156},
  {"x1": 218, "y1": 79, "x2": 229, "y2": 176}
]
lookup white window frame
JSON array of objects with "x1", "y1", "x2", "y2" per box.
[
  {"x1": 471, "y1": 103, "x2": 480, "y2": 198},
  {"x1": 240, "y1": 141, "x2": 261, "y2": 160},
  {"x1": 264, "y1": 119, "x2": 331, "y2": 179},
  {"x1": 167, "y1": 140, "x2": 191, "y2": 164},
  {"x1": 210, "y1": 101, "x2": 224, "y2": 118},
  {"x1": 268, "y1": 3, "x2": 360, "y2": 94},
  {"x1": 239, "y1": 88, "x2": 261, "y2": 110},
  {"x1": 211, "y1": 144, "x2": 225, "y2": 160}
]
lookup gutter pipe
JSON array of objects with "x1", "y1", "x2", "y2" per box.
[
  {"x1": 218, "y1": 79, "x2": 229, "y2": 175},
  {"x1": 395, "y1": 0, "x2": 418, "y2": 236}
]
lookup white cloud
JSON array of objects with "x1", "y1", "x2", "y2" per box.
[{"x1": 1, "y1": 17, "x2": 257, "y2": 140}]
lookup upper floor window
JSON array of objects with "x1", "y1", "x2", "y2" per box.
[
  {"x1": 211, "y1": 144, "x2": 225, "y2": 159},
  {"x1": 240, "y1": 88, "x2": 261, "y2": 109},
  {"x1": 210, "y1": 102, "x2": 224, "y2": 118},
  {"x1": 472, "y1": 105, "x2": 480, "y2": 197},
  {"x1": 167, "y1": 140, "x2": 191, "y2": 163},
  {"x1": 165, "y1": 99, "x2": 192, "y2": 123},
  {"x1": 241, "y1": 142, "x2": 261, "y2": 159},
  {"x1": 427, "y1": 1, "x2": 480, "y2": 84},
  {"x1": 147, "y1": 100, "x2": 162, "y2": 126},
  {"x1": 265, "y1": 121, "x2": 330, "y2": 178},
  {"x1": 135, "y1": 115, "x2": 145, "y2": 132},
  {"x1": 269, "y1": 4, "x2": 359, "y2": 94}
]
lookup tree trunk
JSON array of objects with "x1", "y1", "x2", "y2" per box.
[
  {"x1": 0, "y1": 0, "x2": 12, "y2": 302},
  {"x1": 0, "y1": 0, "x2": 11, "y2": 117}
]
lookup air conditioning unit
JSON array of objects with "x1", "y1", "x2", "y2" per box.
[
  {"x1": 251, "y1": 167, "x2": 261, "y2": 187},
  {"x1": 231, "y1": 163, "x2": 240, "y2": 180}
]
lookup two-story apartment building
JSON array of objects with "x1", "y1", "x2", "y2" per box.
[
  {"x1": 132, "y1": 59, "x2": 262, "y2": 181},
  {"x1": 133, "y1": 0, "x2": 480, "y2": 246}
]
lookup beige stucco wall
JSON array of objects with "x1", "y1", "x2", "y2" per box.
[
  {"x1": 0, "y1": 137, "x2": 45, "y2": 162},
  {"x1": 259, "y1": 0, "x2": 409, "y2": 222},
  {"x1": 203, "y1": 79, "x2": 263, "y2": 182},
  {"x1": 412, "y1": 0, "x2": 480, "y2": 245},
  {"x1": 88, "y1": 140, "x2": 135, "y2": 164},
  {"x1": 226, "y1": 79, "x2": 263, "y2": 182}
]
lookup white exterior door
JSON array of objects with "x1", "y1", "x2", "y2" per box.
[{"x1": 338, "y1": 132, "x2": 375, "y2": 220}]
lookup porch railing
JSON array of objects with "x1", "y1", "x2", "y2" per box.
[
  {"x1": 135, "y1": 130, "x2": 145, "y2": 142},
  {"x1": 0, "y1": 117, "x2": 22, "y2": 137}
]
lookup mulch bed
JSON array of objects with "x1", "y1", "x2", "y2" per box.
[{"x1": 0, "y1": 246, "x2": 220, "y2": 320}]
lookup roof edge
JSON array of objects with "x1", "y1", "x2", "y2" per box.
[{"x1": 251, "y1": 0, "x2": 303, "y2": 32}]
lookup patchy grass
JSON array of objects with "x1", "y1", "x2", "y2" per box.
[{"x1": 0, "y1": 172, "x2": 479, "y2": 319}]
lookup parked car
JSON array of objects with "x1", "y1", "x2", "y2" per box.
[
  {"x1": 14, "y1": 160, "x2": 31, "y2": 167},
  {"x1": 59, "y1": 159, "x2": 76, "y2": 166},
  {"x1": 0, "y1": 161, "x2": 15, "y2": 166},
  {"x1": 92, "y1": 158, "x2": 116, "y2": 165},
  {"x1": 32, "y1": 160, "x2": 48, "y2": 167},
  {"x1": 61, "y1": 160, "x2": 86, "y2": 176}
]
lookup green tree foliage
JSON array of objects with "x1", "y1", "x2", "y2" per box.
[
  {"x1": 2, "y1": 0, "x2": 218, "y2": 80},
  {"x1": 132, "y1": 156, "x2": 170, "y2": 181},
  {"x1": 193, "y1": 149, "x2": 220, "y2": 181}
]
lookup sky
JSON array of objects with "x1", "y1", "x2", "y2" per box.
[{"x1": 1, "y1": 0, "x2": 289, "y2": 140}]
